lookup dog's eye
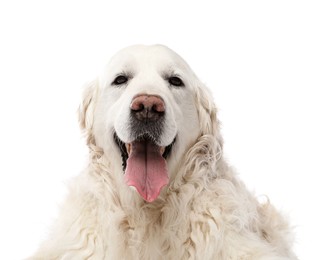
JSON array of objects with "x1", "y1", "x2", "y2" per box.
[
  {"x1": 168, "y1": 76, "x2": 184, "y2": 87},
  {"x1": 112, "y1": 75, "x2": 128, "y2": 85}
]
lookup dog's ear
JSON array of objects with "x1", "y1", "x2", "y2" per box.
[
  {"x1": 194, "y1": 82, "x2": 223, "y2": 147},
  {"x1": 194, "y1": 83, "x2": 217, "y2": 135},
  {"x1": 78, "y1": 79, "x2": 98, "y2": 145}
]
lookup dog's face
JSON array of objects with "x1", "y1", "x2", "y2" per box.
[{"x1": 80, "y1": 45, "x2": 217, "y2": 202}]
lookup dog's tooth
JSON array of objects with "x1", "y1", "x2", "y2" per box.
[
  {"x1": 160, "y1": 147, "x2": 165, "y2": 155},
  {"x1": 126, "y1": 143, "x2": 131, "y2": 155}
]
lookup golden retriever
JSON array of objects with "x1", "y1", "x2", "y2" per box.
[{"x1": 30, "y1": 45, "x2": 296, "y2": 259}]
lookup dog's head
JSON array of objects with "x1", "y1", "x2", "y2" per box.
[{"x1": 79, "y1": 45, "x2": 220, "y2": 202}]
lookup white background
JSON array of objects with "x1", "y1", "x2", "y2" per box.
[{"x1": 0, "y1": 1, "x2": 324, "y2": 259}]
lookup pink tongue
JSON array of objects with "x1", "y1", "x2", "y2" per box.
[{"x1": 124, "y1": 140, "x2": 169, "y2": 202}]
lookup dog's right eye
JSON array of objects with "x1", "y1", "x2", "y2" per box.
[
  {"x1": 112, "y1": 75, "x2": 128, "y2": 85},
  {"x1": 168, "y1": 76, "x2": 184, "y2": 87}
]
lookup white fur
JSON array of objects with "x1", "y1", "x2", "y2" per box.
[{"x1": 29, "y1": 45, "x2": 297, "y2": 260}]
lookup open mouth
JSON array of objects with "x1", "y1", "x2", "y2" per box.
[
  {"x1": 114, "y1": 133, "x2": 175, "y2": 202},
  {"x1": 113, "y1": 133, "x2": 175, "y2": 170}
]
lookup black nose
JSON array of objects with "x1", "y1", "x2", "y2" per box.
[{"x1": 130, "y1": 95, "x2": 165, "y2": 122}]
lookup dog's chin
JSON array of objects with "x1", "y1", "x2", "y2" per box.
[{"x1": 113, "y1": 132, "x2": 176, "y2": 171}]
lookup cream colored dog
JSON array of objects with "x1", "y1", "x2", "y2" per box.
[{"x1": 30, "y1": 45, "x2": 296, "y2": 259}]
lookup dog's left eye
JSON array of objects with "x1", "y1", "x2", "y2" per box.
[
  {"x1": 168, "y1": 76, "x2": 184, "y2": 87},
  {"x1": 112, "y1": 75, "x2": 128, "y2": 85}
]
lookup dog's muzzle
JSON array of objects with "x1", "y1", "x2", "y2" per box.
[
  {"x1": 114, "y1": 94, "x2": 175, "y2": 202},
  {"x1": 128, "y1": 94, "x2": 166, "y2": 143}
]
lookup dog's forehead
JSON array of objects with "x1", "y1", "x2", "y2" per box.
[{"x1": 107, "y1": 45, "x2": 190, "y2": 73}]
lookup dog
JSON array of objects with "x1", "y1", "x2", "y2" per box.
[{"x1": 30, "y1": 45, "x2": 297, "y2": 259}]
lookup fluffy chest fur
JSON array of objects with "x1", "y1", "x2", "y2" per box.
[{"x1": 58, "y1": 150, "x2": 288, "y2": 260}]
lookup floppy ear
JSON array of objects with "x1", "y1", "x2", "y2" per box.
[
  {"x1": 194, "y1": 82, "x2": 223, "y2": 147},
  {"x1": 78, "y1": 79, "x2": 98, "y2": 146},
  {"x1": 194, "y1": 83, "x2": 217, "y2": 135}
]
